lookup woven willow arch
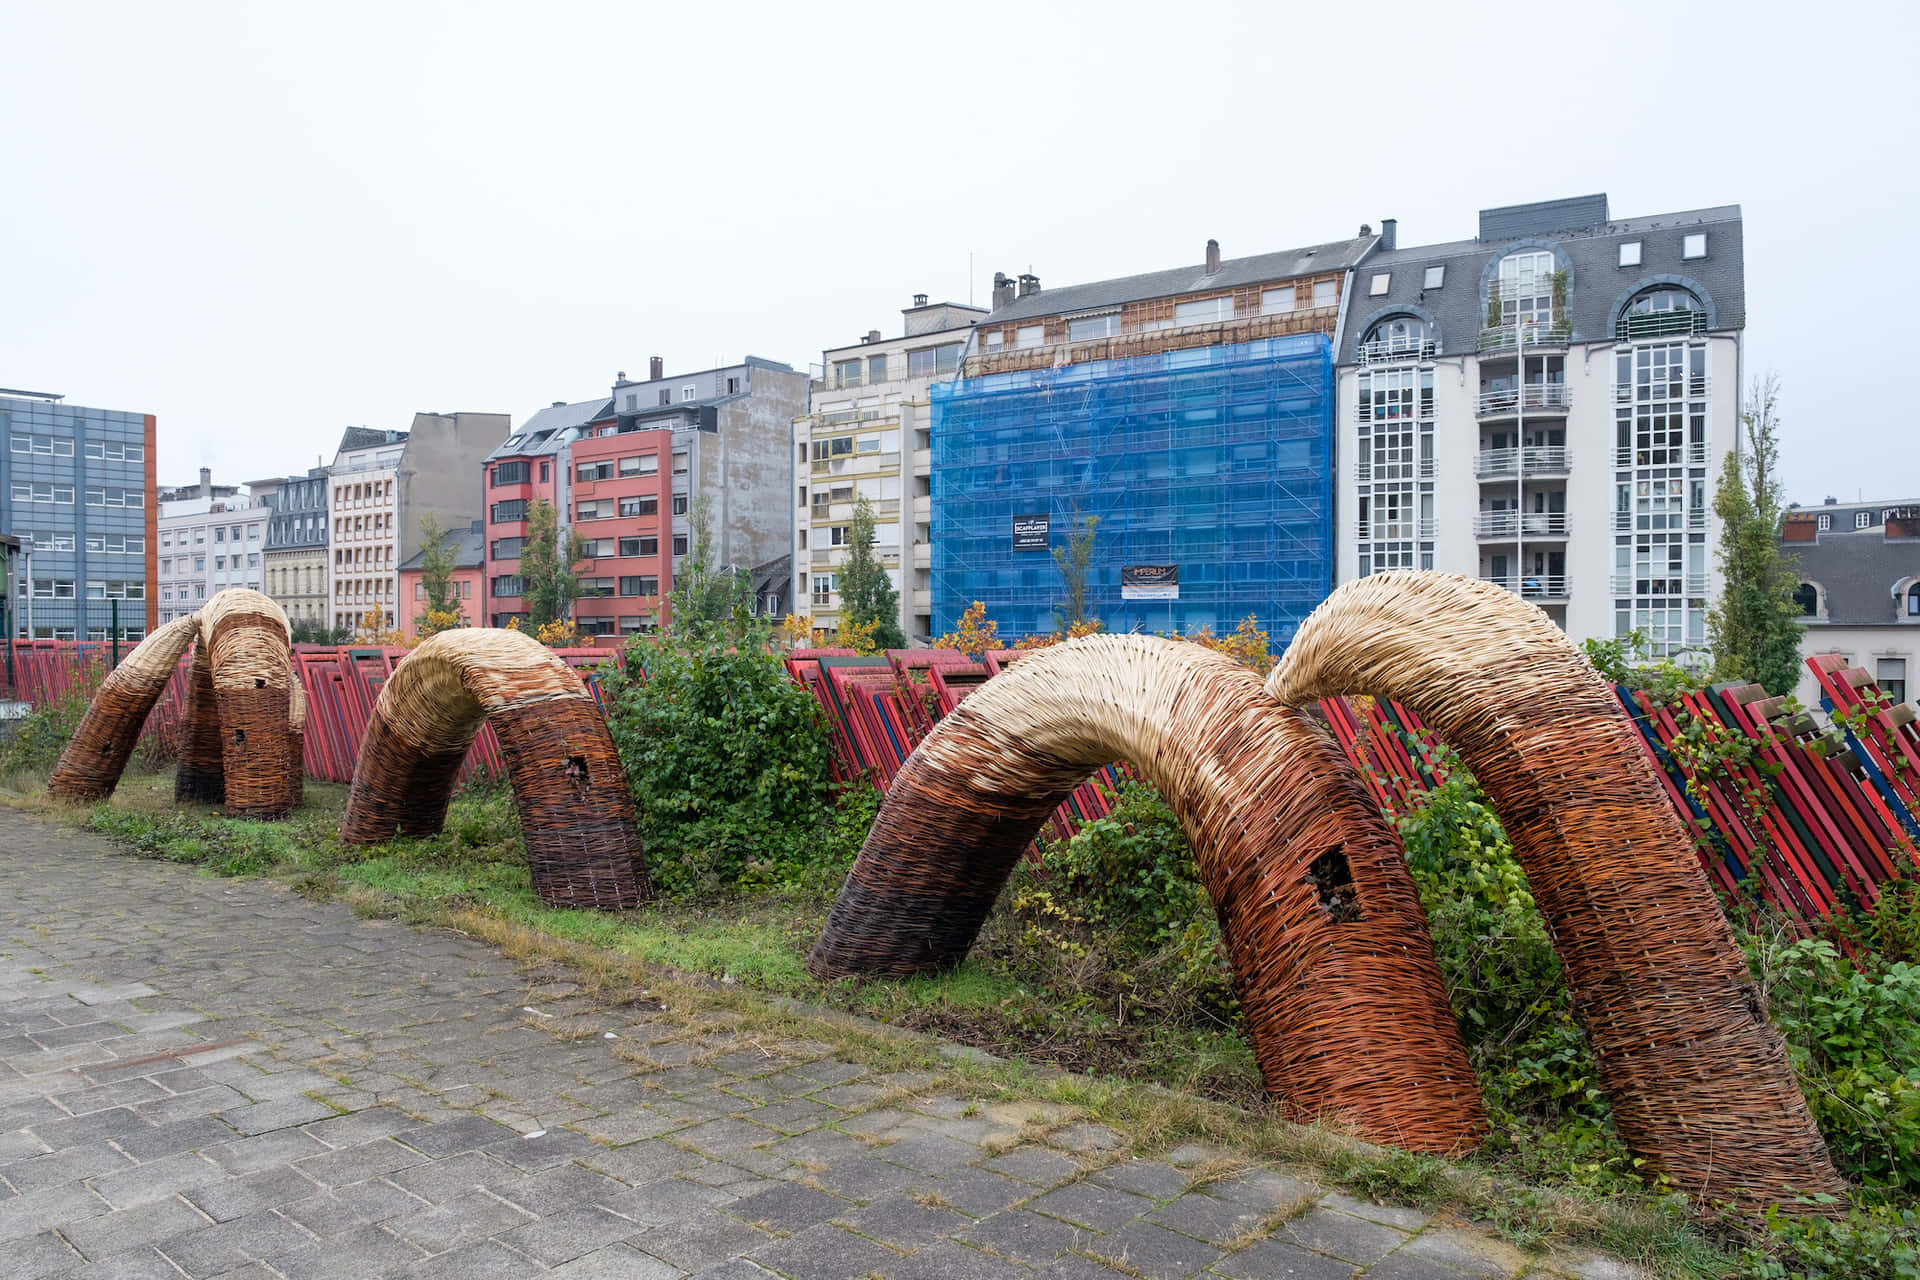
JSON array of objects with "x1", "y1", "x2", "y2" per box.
[
  {"x1": 193, "y1": 588, "x2": 300, "y2": 818},
  {"x1": 340, "y1": 628, "x2": 648, "y2": 911},
  {"x1": 1268, "y1": 571, "x2": 1842, "y2": 1208},
  {"x1": 809, "y1": 636, "x2": 1487, "y2": 1153},
  {"x1": 46, "y1": 613, "x2": 202, "y2": 804}
]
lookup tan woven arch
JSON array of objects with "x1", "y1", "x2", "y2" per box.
[
  {"x1": 340, "y1": 628, "x2": 648, "y2": 910},
  {"x1": 809, "y1": 635, "x2": 1488, "y2": 1153},
  {"x1": 46, "y1": 614, "x2": 202, "y2": 804},
  {"x1": 194, "y1": 588, "x2": 299, "y2": 818},
  {"x1": 1268, "y1": 571, "x2": 1842, "y2": 1208}
]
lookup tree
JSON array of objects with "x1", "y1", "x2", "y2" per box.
[
  {"x1": 666, "y1": 496, "x2": 751, "y2": 637},
  {"x1": 1051, "y1": 512, "x2": 1100, "y2": 632},
  {"x1": 520, "y1": 498, "x2": 586, "y2": 630},
  {"x1": 933, "y1": 601, "x2": 999, "y2": 660},
  {"x1": 414, "y1": 513, "x2": 464, "y2": 637},
  {"x1": 1708, "y1": 374, "x2": 1804, "y2": 695},
  {"x1": 836, "y1": 498, "x2": 905, "y2": 650}
]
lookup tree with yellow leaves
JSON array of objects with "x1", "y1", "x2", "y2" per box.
[
  {"x1": 932, "y1": 601, "x2": 999, "y2": 660},
  {"x1": 354, "y1": 604, "x2": 405, "y2": 647},
  {"x1": 1177, "y1": 614, "x2": 1274, "y2": 674}
]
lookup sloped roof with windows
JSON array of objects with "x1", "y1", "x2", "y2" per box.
[
  {"x1": 486, "y1": 398, "x2": 613, "y2": 462},
  {"x1": 1782, "y1": 502, "x2": 1920, "y2": 624}
]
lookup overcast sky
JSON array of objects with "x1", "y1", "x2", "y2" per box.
[{"x1": 3, "y1": 1, "x2": 1915, "y2": 505}]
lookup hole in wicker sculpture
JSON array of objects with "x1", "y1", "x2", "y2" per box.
[
  {"x1": 1308, "y1": 847, "x2": 1361, "y2": 922},
  {"x1": 1267, "y1": 570, "x2": 1844, "y2": 1212},
  {"x1": 339, "y1": 628, "x2": 648, "y2": 911},
  {"x1": 809, "y1": 634, "x2": 1487, "y2": 1155}
]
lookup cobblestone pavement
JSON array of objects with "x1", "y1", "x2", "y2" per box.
[{"x1": 0, "y1": 812, "x2": 1640, "y2": 1279}]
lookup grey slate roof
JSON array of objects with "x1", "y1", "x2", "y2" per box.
[
  {"x1": 486, "y1": 398, "x2": 613, "y2": 462},
  {"x1": 986, "y1": 236, "x2": 1377, "y2": 324},
  {"x1": 1339, "y1": 201, "x2": 1745, "y2": 364},
  {"x1": 398, "y1": 522, "x2": 486, "y2": 573},
  {"x1": 1783, "y1": 506, "x2": 1920, "y2": 626},
  {"x1": 337, "y1": 426, "x2": 408, "y2": 452}
]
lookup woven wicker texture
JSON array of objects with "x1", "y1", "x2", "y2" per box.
[
  {"x1": 1267, "y1": 571, "x2": 1843, "y2": 1209},
  {"x1": 340, "y1": 628, "x2": 647, "y2": 910},
  {"x1": 200, "y1": 590, "x2": 298, "y2": 819},
  {"x1": 809, "y1": 635, "x2": 1486, "y2": 1152},
  {"x1": 174, "y1": 640, "x2": 225, "y2": 805},
  {"x1": 46, "y1": 614, "x2": 201, "y2": 803}
]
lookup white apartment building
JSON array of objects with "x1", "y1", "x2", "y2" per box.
[
  {"x1": 1336, "y1": 195, "x2": 1745, "y2": 655},
  {"x1": 794, "y1": 295, "x2": 984, "y2": 642},
  {"x1": 156, "y1": 471, "x2": 267, "y2": 625},
  {"x1": 328, "y1": 427, "x2": 407, "y2": 634}
]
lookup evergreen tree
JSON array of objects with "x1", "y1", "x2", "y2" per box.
[
  {"x1": 836, "y1": 498, "x2": 905, "y2": 650},
  {"x1": 1051, "y1": 513, "x2": 1100, "y2": 631},
  {"x1": 520, "y1": 498, "x2": 586, "y2": 629},
  {"x1": 1708, "y1": 374, "x2": 1804, "y2": 695}
]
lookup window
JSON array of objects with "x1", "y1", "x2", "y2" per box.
[
  {"x1": 726, "y1": 376, "x2": 740, "y2": 394},
  {"x1": 582, "y1": 538, "x2": 617, "y2": 558},
  {"x1": 1312, "y1": 280, "x2": 1337, "y2": 308},
  {"x1": 1857, "y1": 510, "x2": 1873, "y2": 529},
  {"x1": 1682, "y1": 233, "x2": 1707, "y2": 260},
  {"x1": 868, "y1": 355, "x2": 887, "y2": 384},
  {"x1": 619, "y1": 495, "x2": 657, "y2": 518},
  {"x1": 1879, "y1": 658, "x2": 1908, "y2": 704},
  {"x1": 1367, "y1": 273, "x2": 1390, "y2": 297},
  {"x1": 1909, "y1": 584, "x2": 1920, "y2": 616},
  {"x1": 1423, "y1": 265, "x2": 1445, "y2": 289},
  {"x1": 672, "y1": 495, "x2": 688, "y2": 516},
  {"x1": 1261, "y1": 286, "x2": 1297, "y2": 314},
  {"x1": 1619, "y1": 241, "x2": 1642, "y2": 267},
  {"x1": 813, "y1": 572, "x2": 835, "y2": 605},
  {"x1": 1818, "y1": 513, "x2": 1832, "y2": 531},
  {"x1": 1174, "y1": 297, "x2": 1233, "y2": 324},
  {"x1": 672, "y1": 534, "x2": 688, "y2": 556},
  {"x1": 671, "y1": 451, "x2": 688, "y2": 476},
  {"x1": 1360, "y1": 316, "x2": 1431, "y2": 359},
  {"x1": 576, "y1": 461, "x2": 614, "y2": 482},
  {"x1": 617, "y1": 455, "x2": 648, "y2": 476},
  {"x1": 681, "y1": 385, "x2": 696, "y2": 402},
  {"x1": 579, "y1": 576, "x2": 615, "y2": 598},
  {"x1": 491, "y1": 460, "x2": 530, "y2": 486},
  {"x1": 1066, "y1": 314, "x2": 1119, "y2": 342},
  {"x1": 1496, "y1": 250, "x2": 1555, "y2": 327},
  {"x1": 12, "y1": 433, "x2": 74, "y2": 456},
  {"x1": 634, "y1": 536, "x2": 659, "y2": 556},
  {"x1": 491, "y1": 536, "x2": 525, "y2": 558},
  {"x1": 10, "y1": 482, "x2": 73, "y2": 504},
  {"x1": 617, "y1": 537, "x2": 642, "y2": 556},
  {"x1": 619, "y1": 575, "x2": 659, "y2": 597},
  {"x1": 492, "y1": 575, "x2": 525, "y2": 597},
  {"x1": 83, "y1": 486, "x2": 142, "y2": 508},
  {"x1": 215, "y1": 527, "x2": 226, "y2": 542},
  {"x1": 1015, "y1": 324, "x2": 1044, "y2": 349},
  {"x1": 833, "y1": 358, "x2": 863, "y2": 389},
  {"x1": 490, "y1": 499, "x2": 528, "y2": 523},
  {"x1": 984, "y1": 331, "x2": 1004, "y2": 351},
  {"x1": 539, "y1": 461, "x2": 549, "y2": 482},
  {"x1": 576, "y1": 500, "x2": 611, "y2": 521},
  {"x1": 907, "y1": 343, "x2": 964, "y2": 377},
  {"x1": 1793, "y1": 583, "x2": 1820, "y2": 616}
]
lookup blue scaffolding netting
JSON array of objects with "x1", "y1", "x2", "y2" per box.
[{"x1": 930, "y1": 334, "x2": 1335, "y2": 646}]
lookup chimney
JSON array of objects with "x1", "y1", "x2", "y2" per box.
[
  {"x1": 551, "y1": 401, "x2": 565, "y2": 408},
  {"x1": 616, "y1": 370, "x2": 626, "y2": 382},
  {"x1": 1017, "y1": 272, "x2": 1040, "y2": 298},
  {"x1": 913, "y1": 293, "x2": 928, "y2": 307},
  {"x1": 1381, "y1": 218, "x2": 1397, "y2": 251},
  {"x1": 868, "y1": 329, "x2": 883, "y2": 344},
  {"x1": 992, "y1": 271, "x2": 1016, "y2": 310},
  {"x1": 649, "y1": 356, "x2": 664, "y2": 380},
  {"x1": 200, "y1": 466, "x2": 212, "y2": 495},
  {"x1": 1204, "y1": 239, "x2": 1220, "y2": 274}
]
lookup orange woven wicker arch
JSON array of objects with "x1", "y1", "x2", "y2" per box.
[
  {"x1": 194, "y1": 589, "x2": 300, "y2": 819},
  {"x1": 46, "y1": 613, "x2": 201, "y2": 804},
  {"x1": 1268, "y1": 571, "x2": 1843, "y2": 1209},
  {"x1": 809, "y1": 635, "x2": 1488, "y2": 1153},
  {"x1": 340, "y1": 628, "x2": 648, "y2": 911}
]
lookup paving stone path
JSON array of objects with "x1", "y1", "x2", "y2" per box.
[{"x1": 0, "y1": 811, "x2": 1639, "y2": 1279}]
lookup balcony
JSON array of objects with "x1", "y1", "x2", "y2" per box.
[
  {"x1": 1616, "y1": 310, "x2": 1708, "y2": 342},
  {"x1": 1475, "y1": 385, "x2": 1570, "y2": 419},
  {"x1": 1477, "y1": 321, "x2": 1570, "y2": 356},
  {"x1": 1612, "y1": 509, "x2": 1710, "y2": 532},
  {"x1": 1613, "y1": 442, "x2": 1710, "y2": 468},
  {"x1": 1354, "y1": 519, "x2": 1439, "y2": 540},
  {"x1": 1475, "y1": 446, "x2": 1572, "y2": 479},
  {"x1": 1354, "y1": 335, "x2": 1436, "y2": 366},
  {"x1": 1613, "y1": 374, "x2": 1711, "y2": 404},
  {"x1": 1609, "y1": 573, "x2": 1709, "y2": 597},
  {"x1": 1475, "y1": 512, "x2": 1570, "y2": 539},
  {"x1": 1484, "y1": 574, "x2": 1571, "y2": 602},
  {"x1": 1354, "y1": 458, "x2": 1436, "y2": 484},
  {"x1": 913, "y1": 543, "x2": 930, "y2": 569}
]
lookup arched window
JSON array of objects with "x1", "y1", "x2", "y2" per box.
[
  {"x1": 1908, "y1": 583, "x2": 1920, "y2": 617},
  {"x1": 1617, "y1": 285, "x2": 1705, "y2": 339},
  {"x1": 1494, "y1": 251, "x2": 1558, "y2": 330},
  {"x1": 1793, "y1": 583, "x2": 1820, "y2": 617},
  {"x1": 1359, "y1": 315, "x2": 1431, "y2": 361}
]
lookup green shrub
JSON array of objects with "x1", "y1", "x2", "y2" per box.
[
  {"x1": 0, "y1": 683, "x2": 96, "y2": 777},
  {"x1": 1741, "y1": 1201, "x2": 1920, "y2": 1279},
  {"x1": 599, "y1": 625, "x2": 837, "y2": 896}
]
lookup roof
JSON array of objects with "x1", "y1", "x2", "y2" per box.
[
  {"x1": 1339, "y1": 201, "x2": 1745, "y2": 364},
  {"x1": 338, "y1": 426, "x2": 407, "y2": 452},
  {"x1": 487, "y1": 398, "x2": 613, "y2": 462},
  {"x1": 986, "y1": 236, "x2": 1378, "y2": 324},
  {"x1": 1785, "y1": 510, "x2": 1920, "y2": 625},
  {"x1": 398, "y1": 523, "x2": 486, "y2": 572}
]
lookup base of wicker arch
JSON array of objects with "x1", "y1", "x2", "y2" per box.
[
  {"x1": 46, "y1": 615, "x2": 202, "y2": 804},
  {"x1": 809, "y1": 636, "x2": 1488, "y2": 1154},
  {"x1": 339, "y1": 628, "x2": 648, "y2": 911},
  {"x1": 1268, "y1": 571, "x2": 1844, "y2": 1212},
  {"x1": 169, "y1": 590, "x2": 301, "y2": 819}
]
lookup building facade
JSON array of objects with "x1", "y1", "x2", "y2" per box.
[
  {"x1": 1785, "y1": 500, "x2": 1920, "y2": 708},
  {"x1": 484, "y1": 358, "x2": 808, "y2": 636},
  {"x1": 156, "y1": 471, "x2": 267, "y2": 626},
  {"x1": 397, "y1": 520, "x2": 484, "y2": 642},
  {"x1": 1334, "y1": 195, "x2": 1744, "y2": 654},
  {"x1": 794, "y1": 296, "x2": 984, "y2": 643},
  {"x1": 264, "y1": 467, "x2": 331, "y2": 633},
  {"x1": 932, "y1": 237, "x2": 1367, "y2": 642},
  {"x1": 2, "y1": 389, "x2": 158, "y2": 640}
]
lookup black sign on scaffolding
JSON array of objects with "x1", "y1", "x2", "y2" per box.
[
  {"x1": 1121, "y1": 564, "x2": 1180, "y2": 600},
  {"x1": 1011, "y1": 513, "x2": 1050, "y2": 553}
]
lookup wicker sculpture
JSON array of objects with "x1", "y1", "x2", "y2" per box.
[
  {"x1": 46, "y1": 614, "x2": 202, "y2": 803},
  {"x1": 195, "y1": 589, "x2": 300, "y2": 819},
  {"x1": 1268, "y1": 571, "x2": 1843, "y2": 1210},
  {"x1": 809, "y1": 636, "x2": 1488, "y2": 1152},
  {"x1": 339, "y1": 628, "x2": 648, "y2": 910},
  {"x1": 174, "y1": 636, "x2": 225, "y2": 804}
]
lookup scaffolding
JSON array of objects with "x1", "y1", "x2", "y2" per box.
[{"x1": 930, "y1": 335, "x2": 1334, "y2": 645}]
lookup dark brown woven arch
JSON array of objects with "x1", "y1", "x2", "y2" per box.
[
  {"x1": 809, "y1": 635, "x2": 1487, "y2": 1153},
  {"x1": 339, "y1": 628, "x2": 648, "y2": 911},
  {"x1": 174, "y1": 638, "x2": 225, "y2": 805},
  {"x1": 46, "y1": 614, "x2": 201, "y2": 804},
  {"x1": 1268, "y1": 571, "x2": 1843, "y2": 1210},
  {"x1": 200, "y1": 589, "x2": 300, "y2": 819}
]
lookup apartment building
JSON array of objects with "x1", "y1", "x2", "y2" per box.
[
  {"x1": 329, "y1": 413, "x2": 508, "y2": 634},
  {"x1": 794, "y1": 295, "x2": 985, "y2": 642},
  {"x1": 156, "y1": 476, "x2": 267, "y2": 625},
  {"x1": 1785, "y1": 500, "x2": 1920, "y2": 708},
  {"x1": 932, "y1": 236, "x2": 1368, "y2": 642},
  {"x1": 483, "y1": 358, "x2": 808, "y2": 636},
  {"x1": 397, "y1": 520, "x2": 484, "y2": 641},
  {"x1": 263, "y1": 467, "x2": 331, "y2": 632},
  {"x1": 1334, "y1": 194, "x2": 1744, "y2": 655},
  {"x1": 2, "y1": 389, "x2": 158, "y2": 639}
]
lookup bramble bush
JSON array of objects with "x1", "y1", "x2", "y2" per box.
[{"x1": 0, "y1": 682, "x2": 98, "y2": 778}]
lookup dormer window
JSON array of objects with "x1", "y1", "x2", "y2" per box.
[
  {"x1": 1857, "y1": 510, "x2": 1873, "y2": 529},
  {"x1": 1359, "y1": 315, "x2": 1432, "y2": 361},
  {"x1": 1908, "y1": 584, "x2": 1919, "y2": 617},
  {"x1": 1423, "y1": 266, "x2": 1445, "y2": 289},
  {"x1": 1617, "y1": 286, "x2": 1705, "y2": 340},
  {"x1": 1793, "y1": 583, "x2": 1819, "y2": 617},
  {"x1": 1495, "y1": 250, "x2": 1556, "y2": 328},
  {"x1": 1818, "y1": 513, "x2": 1832, "y2": 531}
]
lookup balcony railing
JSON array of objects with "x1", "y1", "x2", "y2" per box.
[
  {"x1": 1616, "y1": 310, "x2": 1708, "y2": 342},
  {"x1": 1354, "y1": 335, "x2": 1437, "y2": 366},
  {"x1": 1614, "y1": 374, "x2": 1711, "y2": 403},
  {"x1": 1610, "y1": 573, "x2": 1709, "y2": 597},
  {"x1": 1475, "y1": 384, "x2": 1571, "y2": 417},
  {"x1": 1355, "y1": 519, "x2": 1439, "y2": 540},
  {"x1": 1477, "y1": 321, "x2": 1571, "y2": 355},
  {"x1": 1475, "y1": 446, "x2": 1572, "y2": 479},
  {"x1": 1354, "y1": 458, "x2": 1437, "y2": 483},
  {"x1": 1612, "y1": 509, "x2": 1710, "y2": 532},
  {"x1": 1613, "y1": 442, "x2": 1710, "y2": 468},
  {"x1": 1484, "y1": 573, "x2": 1571, "y2": 601},
  {"x1": 1475, "y1": 512, "x2": 1570, "y2": 538}
]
